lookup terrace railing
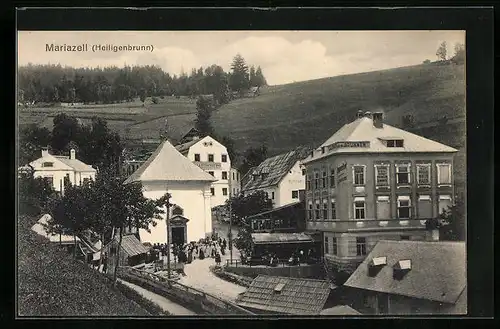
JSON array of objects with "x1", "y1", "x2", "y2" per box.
[{"x1": 306, "y1": 218, "x2": 427, "y2": 232}]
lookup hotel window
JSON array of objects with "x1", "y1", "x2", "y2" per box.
[
  {"x1": 42, "y1": 162, "x2": 54, "y2": 167},
  {"x1": 387, "y1": 139, "x2": 404, "y2": 148},
  {"x1": 314, "y1": 172, "x2": 320, "y2": 190},
  {"x1": 210, "y1": 188, "x2": 215, "y2": 196},
  {"x1": 324, "y1": 236, "x2": 329, "y2": 254},
  {"x1": 331, "y1": 199, "x2": 336, "y2": 219},
  {"x1": 417, "y1": 164, "x2": 431, "y2": 185},
  {"x1": 222, "y1": 171, "x2": 228, "y2": 180},
  {"x1": 222, "y1": 188, "x2": 228, "y2": 196},
  {"x1": 208, "y1": 171, "x2": 215, "y2": 177},
  {"x1": 194, "y1": 154, "x2": 200, "y2": 161},
  {"x1": 322, "y1": 171, "x2": 327, "y2": 188},
  {"x1": 63, "y1": 174, "x2": 70, "y2": 186},
  {"x1": 417, "y1": 195, "x2": 432, "y2": 219},
  {"x1": 221, "y1": 154, "x2": 227, "y2": 162},
  {"x1": 437, "y1": 163, "x2": 452, "y2": 185},
  {"x1": 208, "y1": 154, "x2": 214, "y2": 162},
  {"x1": 356, "y1": 237, "x2": 367, "y2": 256},
  {"x1": 396, "y1": 164, "x2": 411, "y2": 185},
  {"x1": 330, "y1": 168, "x2": 336, "y2": 188},
  {"x1": 308, "y1": 202, "x2": 313, "y2": 220},
  {"x1": 354, "y1": 197, "x2": 366, "y2": 219},
  {"x1": 323, "y1": 200, "x2": 328, "y2": 219},
  {"x1": 271, "y1": 192, "x2": 275, "y2": 200},
  {"x1": 397, "y1": 196, "x2": 411, "y2": 219},
  {"x1": 401, "y1": 235, "x2": 410, "y2": 240},
  {"x1": 232, "y1": 172, "x2": 235, "y2": 180},
  {"x1": 353, "y1": 166, "x2": 365, "y2": 185},
  {"x1": 292, "y1": 190, "x2": 299, "y2": 199},
  {"x1": 315, "y1": 201, "x2": 321, "y2": 220},
  {"x1": 438, "y1": 195, "x2": 453, "y2": 215},
  {"x1": 302, "y1": 169, "x2": 306, "y2": 176},
  {"x1": 332, "y1": 238, "x2": 338, "y2": 255},
  {"x1": 375, "y1": 165, "x2": 390, "y2": 186},
  {"x1": 306, "y1": 175, "x2": 311, "y2": 190},
  {"x1": 376, "y1": 196, "x2": 391, "y2": 220}
]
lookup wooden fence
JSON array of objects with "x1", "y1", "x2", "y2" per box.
[{"x1": 117, "y1": 267, "x2": 254, "y2": 315}]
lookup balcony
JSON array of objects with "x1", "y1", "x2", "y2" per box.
[
  {"x1": 193, "y1": 161, "x2": 221, "y2": 170},
  {"x1": 306, "y1": 218, "x2": 427, "y2": 233}
]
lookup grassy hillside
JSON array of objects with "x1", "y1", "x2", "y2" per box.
[
  {"x1": 211, "y1": 63, "x2": 465, "y2": 155},
  {"x1": 17, "y1": 215, "x2": 151, "y2": 316}
]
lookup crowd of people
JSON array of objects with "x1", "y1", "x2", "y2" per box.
[
  {"x1": 149, "y1": 233, "x2": 230, "y2": 276},
  {"x1": 244, "y1": 247, "x2": 319, "y2": 267}
]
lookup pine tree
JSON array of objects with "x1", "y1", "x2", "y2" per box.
[
  {"x1": 249, "y1": 65, "x2": 256, "y2": 87},
  {"x1": 229, "y1": 54, "x2": 250, "y2": 94},
  {"x1": 436, "y1": 41, "x2": 447, "y2": 61},
  {"x1": 255, "y1": 66, "x2": 267, "y2": 87},
  {"x1": 195, "y1": 96, "x2": 214, "y2": 137}
]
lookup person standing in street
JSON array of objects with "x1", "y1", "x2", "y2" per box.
[{"x1": 215, "y1": 252, "x2": 221, "y2": 266}]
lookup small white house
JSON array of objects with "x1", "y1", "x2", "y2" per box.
[
  {"x1": 176, "y1": 135, "x2": 240, "y2": 208},
  {"x1": 242, "y1": 146, "x2": 311, "y2": 208},
  {"x1": 27, "y1": 148, "x2": 96, "y2": 192},
  {"x1": 124, "y1": 140, "x2": 216, "y2": 245}
]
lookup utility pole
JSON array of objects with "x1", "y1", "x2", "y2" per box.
[{"x1": 162, "y1": 192, "x2": 174, "y2": 282}]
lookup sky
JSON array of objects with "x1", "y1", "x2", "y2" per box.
[{"x1": 17, "y1": 31, "x2": 465, "y2": 85}]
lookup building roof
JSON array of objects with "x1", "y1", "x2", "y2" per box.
[
  {"x1": 242, "y1": 146, "x2": 312, "y2": 191},
  {"x1": 53, "y1": 156, "x2": 96, "y2": 172},
  {"x1": 124, "y1": 140, "x2": 216, "y2": 184},
  {"x1": 303, "y1": 116, "x2": 457, "y2": 164},
  {"x1": 236, "y1": 275, "x2": 331, "y2": 315},
  {"x1": 117, "y1": 234, "x2": 149, "y2": 257},
  {"x1": 251, "y1": 232, "x2": 313, "y2": 245},
  {"x1": 247, "y1": 201, "x2": 303, "y2": 220},
  {"x1": 344, "y1": 240, "x2": 466, "y2": 304},
  {"x1": 31, "y1": 214, "x2": 81, "y2": 244},
  {"x1": 320, "y1": 305, "x2": 362, "y2": 315},
  {"x1": 175, "y1": 139, "x2": 200, "y2": 155}
]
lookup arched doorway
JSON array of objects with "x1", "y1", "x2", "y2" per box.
[{"x1": 170, "y1": 215, "x2": 189, "y2": 246}]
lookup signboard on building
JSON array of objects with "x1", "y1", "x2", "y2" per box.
[
  {"x1": 194, "y1": 161, "x2": 222, "y2": 170},
  {"x1": 337, "y1": 162, "x2": 348, "y2": 183},
  {"x1": 327, "y1": 141, "x2": 370, "y2": 151}
]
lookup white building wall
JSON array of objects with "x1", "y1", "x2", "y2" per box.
[
  {"x1": 185, "y1": 136, "x2": 232, "y2": 208},
  {"x1": 139, "y1": 181, "x2": 213, "y2": 244},
  {"x1": 277, "y1": 161, "x2": 306, "y2": 207}
]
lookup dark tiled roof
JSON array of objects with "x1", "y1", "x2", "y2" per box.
[
  {"x1": 247, "y1": 201, "x2": 303, "y2": 219},
  {"x1": 175, "y1": 139, "x2": 200, "y2": 154},
  {"x1": 344, "y1": 240, "x2": 466, "y2": 304},
  {"x1": 242, "y1": 146, "x2": 312, "y2": 191},
  {"x1": 236, "y1": 275, "x2": 331, "y2": 315},
  {"x1": 320, "y1": 305, "x2": 361, "y2": 315},
  {"x1": 119, "y1": 234, "x2": 149, "y2": 257},
  {"x1": 251, "y1": 232, "x2": 314, "y2": 245}
]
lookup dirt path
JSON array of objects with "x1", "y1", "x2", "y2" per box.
[{"x1": 118, "y1": 279, "x2": 197, "y2": 316}]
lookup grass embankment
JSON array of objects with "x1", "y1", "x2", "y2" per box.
[{"x1": 17, "y1": 215, "x2": 154, "y2": 316}]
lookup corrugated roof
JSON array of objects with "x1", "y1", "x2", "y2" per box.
[
  {"x1": 320, "y1": 305, "x2": 361, "y2": 315},
  {"x1": 242, "y1": 146, "x2": 312, "y2": 191},
  {"x1": 344, "y1": 240, "x2": 466, "y2": 304},
  {"x1": 236, "y1": 275, "x2": 331, "y2": 315},
  {"x1": 303, "y1": 117, "x2": 457, "y2": 164},
  {"x1": 124, "y1": 140, "x2": 216, "y2": 184},
  {"x1": 54, "y1": 156, "x2": 96, "y2": 172},
  {"x1": 118, "y1": 234, "x2": 149, "y2": 257},
  {"x1": 251, "y1": 232, "x2": 313, "y2": 245}
]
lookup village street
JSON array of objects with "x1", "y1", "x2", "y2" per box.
[{"x1": 177, "y1": 220, "x2": 246, "y2": 301}]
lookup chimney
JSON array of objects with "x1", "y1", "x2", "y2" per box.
[
  {"x1": 356, "y1": 109, "x2": 364, "y2": 119},
  {"x1": 70, "y1": 149, "x2": 76, "y2": 160},
  {"x1": 364, "y1": 111, "x2": 372, "y2": 118},
  {"x1": 373, "y1": 111, "x2": 384, "y2": 128},
  {"x1": 41, "y1": 147, "x2": 49, "y2": 157}
]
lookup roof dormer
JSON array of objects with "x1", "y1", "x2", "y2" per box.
[
  {"x1": 393, "y1": 259, "x2": 412, "y2": 280},
  {"x1": 368, "y1": 256, "x2": 387, "y2": 277}
]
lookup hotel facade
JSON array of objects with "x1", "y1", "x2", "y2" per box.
[{"x1": 302, "y1": 111, "x2": 457, "y2": 277}]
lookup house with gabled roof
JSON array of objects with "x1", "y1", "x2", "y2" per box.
[
  {"x1": 343, "y1": 240, "x2": 466, "y2": 315},
  {"x1": 27, "y1": 147, "x2": 96, "y2": 193},
  {"x1": 242, "y1": 146, "x2": 312, "y2": 208},
  {"x1": 175, "y1": 135, "x2": 241, "y2": 208},
  {"x1": 124, "y1": 140, "x2": 216, "y2": 245},
  {"x1": 301, "y1": 110, "x2": 458, "y2": 282}
]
